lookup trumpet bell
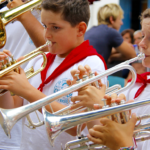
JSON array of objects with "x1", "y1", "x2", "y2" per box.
[
  {"x1": 42, "y1": 107, "x2": 62, "y2": 146},
  {"x1": 0, "y1": 16, "x2": 6, "y2": 48},
  {"x1": 0, "y1": 108, "x2": 15, "y2": 138}
]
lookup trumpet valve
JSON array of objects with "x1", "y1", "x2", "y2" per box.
[
  {"x1": 89, "y1": 72, "x2": 100, "y2": 89},
  {"x1": 111, "y1": 102, "x2": 121, "y2": 123},
  {"x1": 10, "y1": 55, "x2": 19, "y2": 73},
  {"x1": 102, "y1": 99, "x2": 112, "y2": 120},
  {"x1": 75, "y1": 74, "x2": 82, "y2": 84},
  {"x1": 0, "y1": 60, "x2": 7, "y2": 70},
  {"x1": 119, "y1": 100, "x2": 129, "y2": 123},
  {"x1": 82, "y1": 74, "x2": 89, "y2": 81},
  {"x1": 5, "y1": 57, "x2": 11, "y2": 67}
]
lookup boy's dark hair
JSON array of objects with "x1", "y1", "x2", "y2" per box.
[
  {"x1": 121, "y1": 29, "x2": 134, "y2": 44},
  {"x1": 140, "y1": 8, "x2": 150, "y2": 24},
  {"x1": 41, "y1": 0, "x2": 90, "y2": 27}
]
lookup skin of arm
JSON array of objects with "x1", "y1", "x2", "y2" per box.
[
  {"x1": 113, "y1": 41, "x2": 136, "y2": 61},
  {"x1": 7, "y1": 0, "x2": 49, "y2": 52}
]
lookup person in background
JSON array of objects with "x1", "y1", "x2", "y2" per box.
[
  {"x1": 84, "y1": 3, "x2": 136, "y2": 63},
  {"x1": 134, "y1": 30, "x2": 143, "y2": 50},
  {"x1": 121, "y1": 29, "x2": 134, "y2": 44}
]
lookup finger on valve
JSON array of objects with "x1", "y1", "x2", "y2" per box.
[{"x1": 88, "y1": 114, "x2": 136, "y2": 150}]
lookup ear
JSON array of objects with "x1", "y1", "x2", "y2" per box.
[
  {"x1": 77, "y1": 22, "x2": 87, "y2": 37},
  {"x1": 109, "y1": 16, "x2": 114, "y2": 25}
]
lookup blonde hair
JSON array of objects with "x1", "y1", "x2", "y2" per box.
[{"x1": 97, "y1": 3, "x2": 124, "y2": 25}]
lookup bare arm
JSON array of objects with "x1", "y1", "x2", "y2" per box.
[
  {"x1": 7, "y1": 0, "x2": 48, "y2": 52},
  {"x1": 113, "y1": 41, "x2": 136, "y2": 61},
  {"x1": 0, "y1": 92, "x2": 23, "y2": 109}
]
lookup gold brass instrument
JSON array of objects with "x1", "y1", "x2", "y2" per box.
[
  {"x1": 0, "y1": 0, "x2": 42, "y2": 48},
  {"x1": 0, "y1": 41, "x2": 50, "y2": 95},
  {"x1": 0, "y1": 41, "x2": 50, "y2": 132},
  {"x1": 0, "y1": 53, "x2": 144, "y2": 139},
  {"x1": 0, "y1": 0, "x2": 10, "y2": 4}
]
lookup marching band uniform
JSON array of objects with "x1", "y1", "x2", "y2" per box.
[
  {"x1": 0, "y1": 7, "x2": 41, "y2": 150},
  {"x1": 19, "y1": 40, "x2": 107, "y2": 150},
  {"x1": 123, "y1": 72, "x2": 150, "y2": 150}
]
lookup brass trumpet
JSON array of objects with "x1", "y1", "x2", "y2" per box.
[{"x1": 0, "y1": 0, "x2": 42, "y2": 48}]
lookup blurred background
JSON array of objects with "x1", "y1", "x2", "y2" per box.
[{"x1": 87, "y1": 0, "x2": 149, "y2": 32}]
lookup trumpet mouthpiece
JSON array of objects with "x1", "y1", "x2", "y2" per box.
[
  {"x1": 46, "y1": 40, "x2": 52, "y2": 47},
  {"x1": 138, "y1": 52, "x2": 145, "y2": 60}
]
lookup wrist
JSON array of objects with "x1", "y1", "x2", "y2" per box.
[{"x1": 17, "y1": 11, "x2": 32, "y2": 22}]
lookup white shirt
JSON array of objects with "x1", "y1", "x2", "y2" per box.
[
  {"x1": 123, "y1": 77, "x2": 150, "y2": 150},
  {"x1": 0, "y1": 7, "x2": 41, "y2": 150},
  {"x1": 20, "y1": 54, "x2": 107, "y2": 150}
]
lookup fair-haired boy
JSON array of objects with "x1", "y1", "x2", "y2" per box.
[
  {"x1": 85, "y1": 3, "x2": 136, "y2": 62},
  {"x1": 0, "y1": 0, "x2": 107, "y2": 149}
]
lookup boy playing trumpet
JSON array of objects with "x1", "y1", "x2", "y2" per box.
[{"x1": 0, "y1": 0, "x2": 107, "y2": 149}]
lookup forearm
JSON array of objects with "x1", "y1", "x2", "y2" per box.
[
  {"x1": 18, "y1": 11, "x2": 48, "y2": 52},
  {"x1": 116, "y1": 42, "x2": 136, "y2": 60},
  {"x1": 109, "y1": 53, "x2": 127, "y2": 62},
  {"x1": 0, "y1": 92, "x2": 22, "y2": 109}
]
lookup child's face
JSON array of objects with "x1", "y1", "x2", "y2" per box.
[
  {"x1": 41, "y1": 9, "x2": 80, "y2": 58},
  {"x1": 139, "y1": 18, "x2": 150, "y2": 68}
]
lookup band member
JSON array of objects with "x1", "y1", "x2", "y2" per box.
[
  {"x1": 70, "y1": 8, "x2": 150, "y2": 150},
  {"x1": 0, "y1": 0, "x2": 107, "y2": 149}
]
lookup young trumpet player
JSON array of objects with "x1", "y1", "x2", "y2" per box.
[
  {"x1": 69, "y1": 8, "x2": 150, "y2": 150},
  {"x1": 0, "y1": 0, "x2": 108, "y2": 149}
]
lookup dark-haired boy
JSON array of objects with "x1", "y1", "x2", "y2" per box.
[{"x1": 0, "y1": 0, "x2": 107, "y2": 149}]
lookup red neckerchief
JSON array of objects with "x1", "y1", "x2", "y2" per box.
[
  {"x1": 128, "y1": 72, "x2": 150, "y2": 98},
  {"x1": 38, "y1": 40, "x2": 107, "y2": 92}
]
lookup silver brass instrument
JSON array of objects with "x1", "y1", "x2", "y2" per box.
[
  {"x1": 64, "y1": 133, "x2": 150, "y2": 150},
  {"x1": 25, "y1": 84, "x2": 122, "y2": 129},
  {"x1": 0, "y1": 0, "x2": 42, "y2": 48},
  {"x1": 0, "y1": 53, "x2": 144, "y2": 139},
  {"x1": 43, "y1": 98, "x2": 150, "y2": 147}
]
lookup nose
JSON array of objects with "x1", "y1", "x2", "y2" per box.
[
  {"x1": 139, "y1": 38, "x2": 147, "y2": 51},
  {"x1": 44, "y1": 28, "x2": 52, "y2": 40}
]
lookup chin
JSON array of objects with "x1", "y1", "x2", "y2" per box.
[{"x1": 142, "y1": 59, "x2": 150, "y2": 68}]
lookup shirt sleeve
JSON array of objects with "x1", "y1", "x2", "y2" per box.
[{"x1": 109, "y1": 28, "x2": 124, "y2": 48}]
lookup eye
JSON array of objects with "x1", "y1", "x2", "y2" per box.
[
  {"x1": 53, "y1": 26, "x2": 60, "y2": 30},
  {"x1": 142, "y1": 35, "x2": 145, "y2": 39}
]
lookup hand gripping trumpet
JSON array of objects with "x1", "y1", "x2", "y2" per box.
[
  {"x1": 25, "y1": 84, "x2": 122, "y2": 129},
  {"x1": 0, "y1": 53, "x2": 144, "y2": 139}
]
